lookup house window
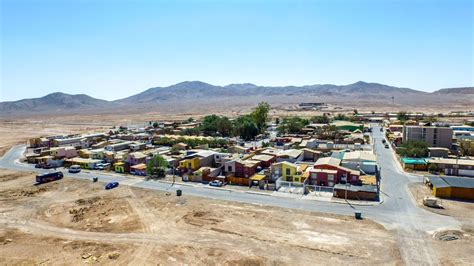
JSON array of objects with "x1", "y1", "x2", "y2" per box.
[
  {"x1": 188, "y1": 163, "x2": 192, "y2": 168},
  {"x1": 227, "y1": 166, "x2": 232, "y2": 172},
  {"x1": 328, "y1": 174, "x2": 334, "y2": 181},
  {"x1": 286, "y1": 168, "x2": 291, "y2": 176}
]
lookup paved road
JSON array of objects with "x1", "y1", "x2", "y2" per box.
[{"x1": 0, "y1": 125, "x2": 461, "y2": 265}]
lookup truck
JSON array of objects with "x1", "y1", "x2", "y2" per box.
[{"x1": 36, "y1": 171, "x2": 63, "y2": 184}]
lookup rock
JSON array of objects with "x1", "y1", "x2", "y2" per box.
[
  {"x1": 82, "y1": 253, "x2": 92, "y2": 259},
  {"x1": 108, "y1": 252, "x2": 120, "y2": 260}
]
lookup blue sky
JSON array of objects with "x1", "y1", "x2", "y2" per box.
[{"x1": 1, "y1": 0, "x2": 472, "y2": 101}]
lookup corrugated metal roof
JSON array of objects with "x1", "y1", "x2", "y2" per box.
[{"x1": 427, "y1": 175, "x2": 474, "y2": 189}]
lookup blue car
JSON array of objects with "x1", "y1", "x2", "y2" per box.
[{"x1": 105, "y1": 181, "x2": 119, "y2": 190}]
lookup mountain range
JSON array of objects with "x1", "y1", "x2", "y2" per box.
[{"x1": 1, "y1": 81, "x2": 473, "y2": 117}]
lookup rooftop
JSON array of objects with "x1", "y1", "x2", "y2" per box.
[
  {"x1": 315, "y1": 157, "x2": 341, "y2": 167},
  {"x1": 427, "y1": 175, "x2": 474, "y2": 189}
]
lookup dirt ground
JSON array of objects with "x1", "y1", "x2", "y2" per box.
[
  {"x1": 0, "y1": 169, "x2": 402, "y2": 265},
  {"x1": 409, "y1": 183, "x2": 474, "y2": 265}
]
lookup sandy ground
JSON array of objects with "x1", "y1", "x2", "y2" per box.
[
  {"x1": 409, "y1": 183, "x2": 474, "y2": 265},
  {"x1": 0, "y1": 169, "x2": 402, "y2": 265}
]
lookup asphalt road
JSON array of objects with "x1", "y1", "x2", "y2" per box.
[{"x1": 0, "y1": 125, "x2": 461, "y2": 265}]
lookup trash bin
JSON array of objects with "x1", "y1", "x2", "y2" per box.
[
  {"x1": 176, "y1": 189, "x2": 182, "y2": 196},
  {"x1": 355, "y1": 211, "x2": 362, "y2": 220}
]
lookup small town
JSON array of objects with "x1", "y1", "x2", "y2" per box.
[
  {"x1": 22, "y1": 103, "x2": 474, "y2": 203},
  {"x1": 1, "y1": 0, "x2": 473, "y2": 264}
]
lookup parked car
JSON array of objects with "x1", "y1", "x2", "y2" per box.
[
  {"x1": 35, "y1": 163, "x2": 44, "y2": 168},
  {"x1": 385, "y1": 144, "x2": 390, "y2": 149},
  {"x1": 382, "y1": 139, "x2": 386, "y2": 144},
  {"x1": 209, "y1": 180, "x2": 223, "y2": 187},
  {"x1": 42, "y1": 164, "x2": 54, "y2": 169},
  {"x1": 68, "y1": 165, "x2": 81, "y2": 173},
  {"x1": 105, "y1": 181, "x2": 119, "y2": 190}
]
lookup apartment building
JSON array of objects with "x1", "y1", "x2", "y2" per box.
[{"x1": 402, "y1": 126, "x2": 453, "y2": 149}]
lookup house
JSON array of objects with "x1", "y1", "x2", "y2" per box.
[
  {"x1": 130, "y1": 163, "x2": 147, "y2": 176},
  {"x1": 308, "y1": 157, "x2": 360, "y2": 186},
  {"x1": 78, "y1": 149, "x2": 92, "y2": 158},
  {"x1": 90, "y1": 149, "x2": 105, "y2": 160},
  {"x1": 428, "y1": 147, "x2": 449, "y2": 158},
  {"x1": 173, "y1": 142, "x2": 189, "y2": 150},
  {"x1": 50, "y1": 147, "x2": 78, "y2": 159},
  {"x1": 114, "y1": 162, "x2": 125, "y2": 173},
  {"x1": 129, "y1": 142, "x2": 146, "y2": 152},
  {"x1": 333, "y1": 184, "x2": 378, "y2": 201},
  {"x1": 128, "y1": 152, "x2": 147, "y2": 166},
  {"x1": 276, "y1": 149, "x2": 303, "y2": 163},
  {"x1": 251, "y1": 154, "x2": 276, "y2": 168},
  {"x1": 426, "y1": 158, "x2": 474, "y2": 177},
  {"x1": 179, "y1": 157, "x2": 200, "y2": 172},
  {"x1": 425, "y1": 175, "x2": 474, "y2": 200},
  {"x1": 234, "y1": 159, "x2": 260, "y2": 178},
  {"x1": 301, "y1": 148, "x2": 322, "y2": 162},
  {"x1": 214, "y1": 153, "x2": 233, "y2": 168},
  {"x1": 401, "y1": 157, "x2": 427, "y2": 171},
  {"x1": 105, "y1": 141, "x2": 134, "y2": 152},
  {"x1": 341, "y1": 151, "x2": 377, "y2": 174},
  {"x1": 64, "y1": 157, "x2": 102, "y2": 169},
  {"x1": 331, "y1": 121, "x2": 363, "y2": 132}
]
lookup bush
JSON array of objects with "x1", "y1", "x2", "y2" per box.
[{"x1": 396, "y1": 140, "x2": 429, "y2": 158}]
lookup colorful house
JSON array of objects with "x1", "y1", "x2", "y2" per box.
[
  {"x1": 128, "y1": 152, "x2": 147, "y2": 166},
  {"x1": 309, "y1": 157, "x2": 360, "y2": 186},
  {"x1": 114, "y1": 162, "x2": 125, "y2": 173},
  {"x1": 331, "y1": 121, "x2": 364, "y2": 132},
  {"x1": 179, "y1": 157, "x2": 200, "y2": 172},
  {"x1": 234, "y1": 159, "x2": 260, "y2": 178},
  {"x1": 251, "y1": 154, "x2": 276, "y2": 168},
  {"x1": 130, "y1": 163, "x2": 147, "y2": 176}
]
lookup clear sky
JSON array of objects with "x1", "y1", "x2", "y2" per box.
[{"x1": 1, "y1": 0, "x2": 473, "y2": 102}]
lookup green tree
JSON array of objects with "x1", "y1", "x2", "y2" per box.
[
  {"x1": 200, "y1": 115, "x2": 234, "y2": 137},
  {"x1": 397, "y1": 111, "x2": 409, "y2": 123},
  {"x1": 334, "y1": 114, "x2": 349, "y2": 121},
  {"x1": 310, "y1": 115, "x2": 330, "y2": 124},
  {"x1": 396, "y1": 140, "x2": 429, "y2": 158},
  {"x1": 146, "y1": 155, "x2": 168, "y2": 178},
  {"x1": 181, "y1": 127, "x2": 201, "y2": 136},
  {"x1": 428, "y1": 164, "x2": 437, "y2": 173},
  {"x1": 459, "y1": 140, "x2": 473, "y2": 156},
  {"x1": 216, "y1": 116, "x2": 233, "y2": 137},
  {"x1": 234, "y1": 115, "x2": 259, "y2": 140},
  {"x1": 251, "y1": 102, "x2": 270, "y2": 134},
  {"x1": 277, "y1": 117, "x2": 309, "y2": 134}
]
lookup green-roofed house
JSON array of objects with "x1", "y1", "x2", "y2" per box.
[
  {"x1": 331, "y1": 121, "x2": 364, "y2": 132},
  {"x1": 401, "y1": 157, "x2": 428, "y2": 171}
]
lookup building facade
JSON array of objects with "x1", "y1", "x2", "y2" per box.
[{"x1": 402, "y1": 126, "x2": 453, "y2": 149}]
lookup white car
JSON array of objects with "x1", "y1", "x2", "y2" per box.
[{"x1": 209, "y1": 180, "x2": 223, "y2": 187}]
